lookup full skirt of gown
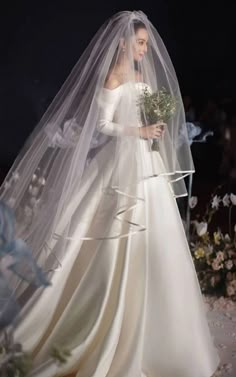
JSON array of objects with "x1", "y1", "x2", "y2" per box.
[{"x1": 13, "y1": 138, "x2": 220, "y2": 377}]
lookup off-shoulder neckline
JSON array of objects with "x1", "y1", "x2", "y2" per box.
[{"x1": 102, "y1": 81, "x2": 148, "y2": 92}]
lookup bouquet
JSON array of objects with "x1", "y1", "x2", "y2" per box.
[{"x1": 137, "y1": 86, "x2": 178, "y2": 151}]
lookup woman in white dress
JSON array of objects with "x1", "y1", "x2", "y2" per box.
[{"x1": 0, "y1": 10, "x2": 220, "y2": 377}]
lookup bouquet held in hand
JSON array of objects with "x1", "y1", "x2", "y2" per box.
[{"x1": 138, "y1": 86, "x2": 178, "y2": 151}]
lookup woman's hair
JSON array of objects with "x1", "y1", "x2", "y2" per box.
[{"x1": 132, "y1": 19, "x2": 147, "y2": 33}]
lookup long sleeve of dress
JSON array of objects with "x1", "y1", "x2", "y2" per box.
[{"x1": 96, "y1": 87, "x2": 126, "y2": 137}]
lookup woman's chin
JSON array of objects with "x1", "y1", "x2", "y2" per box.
[{"x1": 134, "y1": 56, "x2": 143, "y2": 63}]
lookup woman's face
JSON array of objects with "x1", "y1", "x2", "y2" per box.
[{"x1": 132, "y1": 28, "x2": 149, "y2": 61}]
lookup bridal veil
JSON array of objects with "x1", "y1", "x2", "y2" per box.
[{"x1": 0, "y1": 10, "x2": 194, "y2": 302}]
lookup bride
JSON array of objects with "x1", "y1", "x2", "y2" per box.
[{"x1": 0, "y1": 10, "x2": 220, "y2": 377}]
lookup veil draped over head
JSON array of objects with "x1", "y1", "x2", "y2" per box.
[{"x1": 0, "y1": 10, "x2": 194, "y2": 298}]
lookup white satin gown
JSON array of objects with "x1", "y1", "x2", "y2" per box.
[{"x1": 14, "y1": 82, "x2": 220, "y2": 377}]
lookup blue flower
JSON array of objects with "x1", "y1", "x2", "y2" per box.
[{"x1": 0, "y1": 200, "x2": 51, "y2": 328}]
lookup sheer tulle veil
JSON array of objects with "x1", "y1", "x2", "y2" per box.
[{"x1": 0, "y1": 10, "x2": 194, "y2": 298}]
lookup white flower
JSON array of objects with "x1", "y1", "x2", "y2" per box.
[
  {"x1": 24, "y1": 206, "x2": 33, "y2": 217},
  {"x1": 230, "y1": 193, "x2": 236, "y2": 205},
  {"x1": 12, "y1": 171, "x2": 20, "y2": 181},
  {"x1": 224, "y1": 233, "x2": 231, "y2": 242},
  {"x1": 211, "y1": 195, "x2": 221, "y2": 209},
  {"x1": 7, "y1": 197, "x2": 16, "y2": 206},
  {"x1": 212, "y1": 296, "x2": 236, "y2": 311},
  {"x1": 38, "y1": 177, "x2": 46, "y2": 186},
  {"x1": 212, "y1": 259, "x2": 223, "y2": 270},
  {"x1": 194, "y1": 221, "x2": 208, "y2": 236},
  {"x1": 189, "y1": 196, "x2": 198, "y2": 209},
  {"x1": 28, "y1": 185, "x2": 39, "y2": 196},
  {"x1": 227, "y1": 284, "x2": 235, "y2": 296},
  {"x1": 225, "y1": 260, "x2": 233, "y2": 270},
  {"x1": 224, "y1": 363, "x2": 233, "y2": 373},
  {"x1": 222, "y1": 193, "x2": 230, "y2": 207},
  {"x1": 30, "y1": 198, "x2": 40, "y2": 208},
  {"x1": 35, "y1": 198, "x2": 41, "y2": 208},
  {"x1": 32, "y1": 174, "x2": 37, "y2": 182},
  {"x1": 206, "y1": 244, "x2": 214, "y2": 255},
  {"x1": 216, "y1": 251, "x2": 225, "y2": 261},
  {"x1": 3, "y1": 181, "x2": 11, "y2": 190}
]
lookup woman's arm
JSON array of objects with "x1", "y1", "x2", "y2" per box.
[
  {"x1": 97, "y1": 82, "x2": 165, "y2": 139},
  {"x1": 97, "y1": 84, "x2": 139, "y2": 137}
]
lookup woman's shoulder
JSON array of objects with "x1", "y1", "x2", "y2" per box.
[
  {"x1": 97, "y1": 76, "x2": 123, "y2": 106},
  {"x1": 104, "y1": 74, "x2": 122, "y2": 90},
  {"x1": 104, "y1": 70, "x2": 143, "y2": 90}
]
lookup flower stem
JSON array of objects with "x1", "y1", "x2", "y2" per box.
[{"x1": 229, "y1": 204, "x2": 232, "y2": 238}]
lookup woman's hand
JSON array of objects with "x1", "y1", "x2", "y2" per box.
[{"x1": 139, "y1": 121, "x2": 167, "y2": 139}]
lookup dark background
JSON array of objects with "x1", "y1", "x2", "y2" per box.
[{"x1": 0, "y1": 0, "x2": 235, "y2": 200}]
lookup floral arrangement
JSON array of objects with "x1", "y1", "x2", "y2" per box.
[
  {"x1": 189, "y1": 186, "x2": 236, "y2": 300},
  {"x1": 0, "y1": 334, "x2": 71, "y2": 377},
  {"x1": 0, "y1": 200, "x2": 71, "y2": 376},
  {"x1": 137, "y1": 86, "x2": 178, "y2": 151},
  {"x1": 0, "y1": 331, "x2": 32, "y2": 377}
]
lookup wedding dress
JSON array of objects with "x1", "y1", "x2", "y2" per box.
[{"x1": 12, "y1": 82, "x2": 220, "y2": 377}]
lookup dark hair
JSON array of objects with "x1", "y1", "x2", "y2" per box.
[
  {"x1": 131, "y1": 19, "x2": 147, "y2": 33},
  {"x1": 131, "y1": 20, "x2": 147, "y2": 72}
]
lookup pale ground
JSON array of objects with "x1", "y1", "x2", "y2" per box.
[
  {"x1": 204, "y1": 296, "x2": 236, "y2": 377},
  {"x1": 62, "y1": 296, "x2": 236, "y2": 377}
]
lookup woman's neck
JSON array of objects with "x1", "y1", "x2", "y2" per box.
[{"x1": 113, "y1": 55, "x2": 135, "y2": 82}]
